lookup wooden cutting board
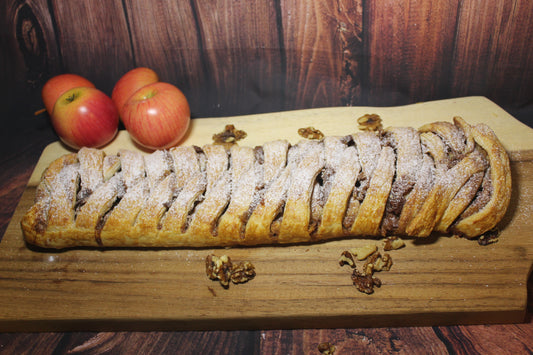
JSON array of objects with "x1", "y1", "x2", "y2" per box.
[{"x1": 1, "y1": 96, "x2": 533, "y2": 332}]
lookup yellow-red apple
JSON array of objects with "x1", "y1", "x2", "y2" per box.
[
  {"x1": 42, "y1": 74, "x2": 95, "y2": 115},
  {"x1": 51, "y1": 87, "x2": 119, "y2": 149},
  {"x1": 122, "y1": 82, "x2": 190, "y2": 150},
  {"x1": 111, "y1": 67, "x2": 159, "y2": 117}
]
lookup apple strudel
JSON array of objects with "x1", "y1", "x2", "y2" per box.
[{"x1": 21, "y1": 117, "x2": 511, "y2": 248}]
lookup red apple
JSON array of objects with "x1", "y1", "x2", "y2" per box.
[
  {"x1": 122, "y1": 82, "x2": 190, "y2": 150},
  {"x1": 51, "y1": 87, "x2": 119, "y2": 149},
  {"x1": 42, "y1": 74, "x2": 95, "y2": 115},
  {"x1": 111, "y1": 67, "x2": 159, "y2": 117}
]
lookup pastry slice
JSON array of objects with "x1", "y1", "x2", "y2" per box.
[
  {"x1": 185, "y1": 143, "x2": 231, "y2": 238},
  {"x1": 217, "y1": 146, "x2": 257, "y2": 242},
  {"x1": 405, "y1": 148, "x2": 487, "y2": 237},
  {"x1": 76, "y1": 173, "x2": 124, "y2": 246},
  {"x1": 278, "y1": 140, "x2": 325, "y2": 243},
  {"x1": 349, "y1": 146, "x2": 395, "y2": 236},
  {"x1": 380, "y1": 127, "x2": 422, "y2": 235},
  {"x1": 77, "y1": 147, "x2": 104, "y2": 201},
  {"x1": 452, "y1": 123, "x2": 511, "y2": 237},
  {"x1": 316, "y1": 137, "x2": 360, "y2": 238}
]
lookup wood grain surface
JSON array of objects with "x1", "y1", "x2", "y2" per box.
[
  {"x1": 365, "y1": 0, "x2": 460, "y2": 106},
  {"x1": 450, "y1": 0, "x2": 533, "y2": 105},
  {"x1": 123, "y1": 0, "x2": 208, "y2": 116},
  {"x1": 1, "y1": 97, "x2": 532, "y2": 334},
  {"x1": 2, "y1": 0, "x2": 532, "y2": 123},
  {"x1": 48, "y1": 0, "x2": 133, "y2": 92}
]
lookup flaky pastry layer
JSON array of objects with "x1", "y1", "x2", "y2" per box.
[{"x1": 21, "y1": 117, "x2": 511, "y2": 249}]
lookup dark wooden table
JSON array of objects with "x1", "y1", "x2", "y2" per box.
[{"x1": 0, "y1": 115, "x2": 532, "y2": 354}]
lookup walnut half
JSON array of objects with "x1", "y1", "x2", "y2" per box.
[
  {"x1": 351, "y1": 268, "x2": 382, "y2": 294},
  {"x1": 230, "y1": 261, "x2": 256, "y2": 284},
  {"x1": 298, "y1": 126, "x2": 325, "y2": 140},
  {"x1": 357, "y1": 113, "x2": 383, "y2": 132},
  {"x1": 206, "y1": 254, "x2": 233, "y2": 288},
  {"x1": 212, "y1": 124, "x2": 247, "y2": 145},
  {"x1": 206, "y1": 254, "x2": 256, "y2": 288}
]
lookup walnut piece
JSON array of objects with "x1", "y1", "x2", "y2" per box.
[
  {"x1": 212, "y1": 124, "x2": 247, "y2": 145},
  {"x1": 206, "y1": 254, "x2": 233, "y2": 288},
  {"x1": 206, "y1": 254, "x2": 255, "y2": 288},
  {"x1": 351, "y1": 268, "x2": 381, "y2": 294},
  {"x1": 338, "y1": 250, "x2": 356, "y2": 267},
  {"x1": 298, "y1": 126, "x2": 325, "y2": 140},
  {"x1": 317, "y1": 342, "x2": 336, "y2": 354},
  {"x1": 340, "y1": 243, "x2": 397, "y2": 295},
  {"x1": 348, "y1": 244, "x2": 378, "y2": 261},
  {"x1": 383, "y1": 236, "x2": 405, "y2": 251},
  {"x1": 362, "y1": 252, "x2": 393, "y2": 275},
  {"x1": 357, "y1": 113, "x2": 383, "y2": 131},
  {"x1": 230, "y1": 261, "x2": 256, "y2": 284}
]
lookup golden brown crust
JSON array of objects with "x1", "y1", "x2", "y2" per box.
[
  {"x1": 21, "y1": 118, "x2": 512, "y2": 248},
  {"x1": 452, "y1": 123, "x2": 512, "y2": 237}
]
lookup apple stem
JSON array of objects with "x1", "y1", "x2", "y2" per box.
[
  {"x1": 142, "y1": 90, "x2": 158, "y2": 100},
  {"x1": 65, "y1": 91, "x2": 79, "y2": 103},
  {"x1": 34, "y1": 108, "x2": 47, "y2": 116}
]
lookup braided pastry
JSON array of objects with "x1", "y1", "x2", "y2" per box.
[{"x1": 21, "y1": 117, "x2": 511, "y2": 249}]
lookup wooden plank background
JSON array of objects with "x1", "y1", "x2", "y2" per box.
[{"x1": 1, "y1": 0, "x2": 532, "y2": 123}]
